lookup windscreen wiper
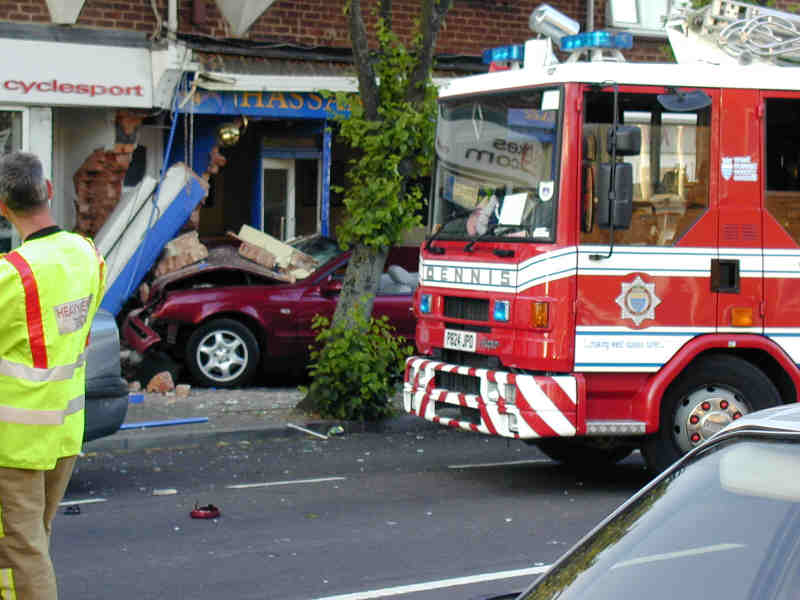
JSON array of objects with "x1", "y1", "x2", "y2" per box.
[
  {"x1": 425, "y1": 210, "x2": 469, "y2": 255},
  {"x1": 465, "y1": 223, "x2": 529, "y2": 253}
]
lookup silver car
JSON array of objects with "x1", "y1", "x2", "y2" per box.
[
  {"x1": 84, "y1": 309, "x2": 128, "y2": 441},
  {"x1": 511, "y1": 403, "x2": 800, "y2": 600}
]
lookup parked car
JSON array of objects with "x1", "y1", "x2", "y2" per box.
[
  {"x1": 122, "y1": 235, "x2": 418, "y2": 388},
  {"x1": 85, "y1": 308, "x2": 129, "y2": 441},
  {"x1": 506, "y1": 403, "x2": 800, "y2": 600}
]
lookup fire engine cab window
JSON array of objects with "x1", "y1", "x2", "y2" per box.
[
  {"x1": 765, "y1": 98, "x2": 800, "y2": 245},
  {"x1": 430, "y1": 88, "x2": 561, "y2": 243},
  {"x1": 581, "y1": 91, "x2": 711, "y2": 246}
]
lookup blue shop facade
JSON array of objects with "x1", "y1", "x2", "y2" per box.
[{"x1": 167, "y1": 85, "x2": 350, "y2": 243}]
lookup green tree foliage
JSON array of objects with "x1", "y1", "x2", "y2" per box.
[
  {"x1": 300, "y1": 302, "x2": 414, "y2": 421},
  {"x1": 330, "y1": 19, "x2": 437, "y2": 252}
]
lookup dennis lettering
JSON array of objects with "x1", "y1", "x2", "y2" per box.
[{"x1": 424, "y1": 265, "x2": 513, "y2": 288}]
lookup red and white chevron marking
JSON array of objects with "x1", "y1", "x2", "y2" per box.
[{"x1": 403, "y1": 357, "x2": 578, "y2": 440}]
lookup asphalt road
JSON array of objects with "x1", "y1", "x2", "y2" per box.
[{"x1": 56, "y1": 429, "x2": 653, "y2": 600}]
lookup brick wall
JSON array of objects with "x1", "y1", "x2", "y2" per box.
[{"x1": 0, "y1": 0, "x2": 673, "y2": 63}]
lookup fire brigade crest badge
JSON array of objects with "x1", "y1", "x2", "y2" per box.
[{"x1": 615, "y1": 275, "x2": 660, "y2": 326}]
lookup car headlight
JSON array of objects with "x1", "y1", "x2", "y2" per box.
[{"x1": 493, "y1": 300, "x2": 510, "y2": 322}]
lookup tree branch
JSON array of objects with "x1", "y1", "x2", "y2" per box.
[
  {"x1": 379, "y1": 0, "x2": 392, "y2": 32},
  {"x1": 349, "y1": 0, "x2": 379, "y2": 119},
  {"x1": 408, "y1": 0, "x2": 452, "y2": 105}
]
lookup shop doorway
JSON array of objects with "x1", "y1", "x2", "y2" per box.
[{"x1": 261, "y1": 158, "x2": 295, "y2": 240}]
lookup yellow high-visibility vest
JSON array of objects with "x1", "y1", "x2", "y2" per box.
[{"x1": 0, "y1": 230, "x2": 105, "y2": 470}]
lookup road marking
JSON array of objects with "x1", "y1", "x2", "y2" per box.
[
  {"x1": 227, "y1": 476, "x2": 347, "y2": 489},
  {"x1": 448, "y1": 459, "x2": 553, "y2": 469},
  {"x1": 311, "y1": 565, "x2": 550, "y2": 600},
  {"x1": 59, "y1": 498, "x2": 107, "y2": 506}
]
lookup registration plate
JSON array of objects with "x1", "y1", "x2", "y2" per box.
[{"x1": 444, "y1": 329, "x2": 477, "y2": 352}]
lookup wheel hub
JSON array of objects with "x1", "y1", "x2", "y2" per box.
[{"x1": 675, "y1": 387, "x2": 748, "y2": 453}]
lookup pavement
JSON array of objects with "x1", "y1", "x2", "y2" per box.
[{"x1": 83, "y1": 385, "x2": 436, "y2": 453}]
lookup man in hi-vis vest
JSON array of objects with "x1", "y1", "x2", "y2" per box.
[{"x1": 0, "y1": 152, "x2": 105, "y2": 600}]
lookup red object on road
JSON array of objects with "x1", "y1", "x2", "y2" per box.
[{"x1": 191, "y1": 504, "x2": 220, "y2": 519}]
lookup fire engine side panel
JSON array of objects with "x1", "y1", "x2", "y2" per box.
[{"x1": 717, "y1": 89, "x2": 763, "y2": 334}]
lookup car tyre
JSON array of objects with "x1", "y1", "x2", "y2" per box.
[
  {"x1": 642, "y1": 354, "x2": 781, "y2": 473},
  {"x1": 186, "y1": 318, "x2": 260, "y2": 388}
]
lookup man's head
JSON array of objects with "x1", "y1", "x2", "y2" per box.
[{"x1": 0, "y1": 152, "x2": 51, "y2": 217}]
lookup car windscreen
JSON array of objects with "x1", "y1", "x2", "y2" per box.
[
  {"x1": 429, "y1": 88, "x2": 562, "y2": 243},
  {"x1": 289, "y1": 235, "x2": 343, "y2": 266},
  {"x1": 521, "y1": 438, "x2": 800, "y2": 600}
]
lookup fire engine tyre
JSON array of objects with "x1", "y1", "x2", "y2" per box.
[
  {"x1": 186, "y1": 319, "x2": 260, "y2": 388},
  {"x1": 532, "y1": 438, "x2": 634, "y2": 467},
  {"x1": 642, "y1": 355, "x2": 781, "y2": 474}
]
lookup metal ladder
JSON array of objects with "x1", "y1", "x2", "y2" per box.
[{"x1": 670, "y1": 0, "x2": 800, "y2": 65}]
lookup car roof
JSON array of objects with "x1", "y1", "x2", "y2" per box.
[{"x1": 718, "y1": 403, "x2": 800, "y2": 437}]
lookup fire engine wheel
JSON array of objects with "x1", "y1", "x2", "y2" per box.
[
  {"x1": 642, "y1": 355, "x2": 781, "y2": 473},
  {"x1": 186, "y1": 319, "x2": 260, "y2": 388},
  {"x1": 532, "y1": 438, "x2": 634, "y2": 467}
]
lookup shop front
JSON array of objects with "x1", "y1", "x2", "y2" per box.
[
  {"x1": 0, "y1": 31, "x2": 153, "y2": 250},
  {"x1": 172, "y1": 86, "x2": 351, "y2": 243}
]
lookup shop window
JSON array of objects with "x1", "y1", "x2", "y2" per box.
[
  {"x1": 765, "y1": 98, "x2": 800, "y2": 244},
  {"x1": 581, "y1": 90, "x2": 710, "y2": 247}
]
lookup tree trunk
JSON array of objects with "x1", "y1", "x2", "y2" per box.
[{"x1": 332, "y1": 243, "x2": 389, "y2": 325}]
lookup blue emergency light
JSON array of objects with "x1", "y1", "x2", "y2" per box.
[
  {"x1": 482, "y1": 44, "x2": 525, "y2": 65},
  {"x1": 559, "y1": 31, "x2": 633, "y2": 52}
]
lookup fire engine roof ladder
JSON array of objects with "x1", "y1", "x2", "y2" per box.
[{"x1": 667, "y1": 0, "x2": 800, "y2": 66}]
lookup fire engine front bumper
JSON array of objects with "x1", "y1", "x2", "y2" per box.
[{"x1": 403, "y1": 357, "x2": 580, "y2": 440}]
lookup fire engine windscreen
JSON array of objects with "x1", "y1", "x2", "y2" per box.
[{"x1": 431, "y1": 88, "x2": 560, "y2": 243}]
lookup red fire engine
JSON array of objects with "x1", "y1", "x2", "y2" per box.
[{"x1": 404, "y1": 1, "x2": 800, "y2": 472}]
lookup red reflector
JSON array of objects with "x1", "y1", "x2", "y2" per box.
[
  {"x1": 701, "y1": 402, "x2": 711, "y2": 411},
  {"x1": 690, "y1": 415, "x2": 699, "y2": 424},
  {"x1": 691, "y1": 433, "x2": 701, "y2": 442},
  {"x1": 720, "y1": 400, "x2": 729, "y2": 409}
]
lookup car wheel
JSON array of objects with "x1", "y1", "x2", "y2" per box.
[
  {"x1": 531, "y1": 438, "x2": 634, "y2": 466},
  {"x1": 186, "y1": 319, "x2": 260, "y2": 388},
  {"x1": 642, "y1": 355, "x2": 781, "y2": 473}
]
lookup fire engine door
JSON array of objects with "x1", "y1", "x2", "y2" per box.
[
  {"x1": 760, "y1": 92, "x2": 800, "y2": 347},
  {"x1": 715, "y1": 89, "x2": 763, "y2": 335},
  {"x1": 577, "y1": 87, "x2": 720, "y2": 373}
]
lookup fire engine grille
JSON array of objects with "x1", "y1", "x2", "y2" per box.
[
  {"x1": 443, "y1": 296, "x2": 489, "y2": 321},
  {"x1": 435, "y1": 370, "x2": 481, "y2": 395}
]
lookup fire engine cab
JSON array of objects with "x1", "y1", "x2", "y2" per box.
[{"x1": 404, "y1": 0, "x2": 800, "y2": 472}]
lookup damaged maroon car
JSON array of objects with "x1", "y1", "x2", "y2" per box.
[{"x1": 122, "y1": 235, "x2": 418, "y2": 388}]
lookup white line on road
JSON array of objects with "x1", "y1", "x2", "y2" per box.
[
  {"x1": 227, "y1": 476, "x2": 347, "y2": 489},
  {"x1": 311, "y1": 565, "x2": 550, "y2": 600},
  {"x1": 448, "y1": 459, "x2": 553, "y2": 469},
  {"x1": 59, "y1": 498, "x2": 107, "y2": 506}
]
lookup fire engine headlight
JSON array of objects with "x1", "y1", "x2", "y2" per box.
[
  {"x1": 420, "y1": 294, "x2": 432, "y2": 314},
  {"x1": 487, "y1": 381, "x2": 500, "y2": 402},
  {"x1": 493, "y1": 300, "x2": 510, "y2": 322}
]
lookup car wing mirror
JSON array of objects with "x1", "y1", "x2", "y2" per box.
[{"x1": 320, "y1": 277, "x2": 343, "y2": 296}]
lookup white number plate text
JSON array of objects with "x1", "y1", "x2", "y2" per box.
[{"x1": 444, "y1": 329, "x2": 476, "y2": 352}]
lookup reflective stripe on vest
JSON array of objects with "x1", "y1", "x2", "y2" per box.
[
  {"x1": 0, "y1": 395, "x2": 83, "y2": 426},
  {"x1": 4, "y1": 253, "x2": 47, "y2": 368},
  {"x1": 0, "y1": 349, "x2": 87, "y2": 382},
  {"x1": 0, "y1": 567, "x2": 17, "y2": 600}
]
